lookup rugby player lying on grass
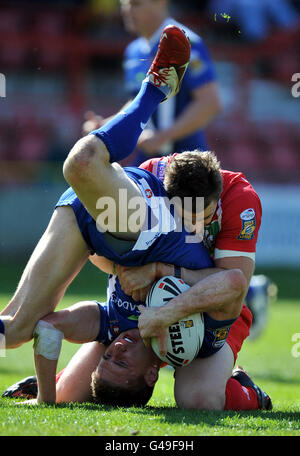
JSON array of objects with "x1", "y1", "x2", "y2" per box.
[{"x1": 7, "y1": 256, "x2": 271, "y2": 411}]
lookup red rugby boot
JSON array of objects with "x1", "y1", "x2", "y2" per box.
[
  {"x1": 146, "y1": 25, "x2": 191, "y2": 101},
  {"x1": 231, "y1": 366, "x2": 273, "y2": 410}
]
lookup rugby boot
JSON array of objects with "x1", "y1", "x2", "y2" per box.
[
  {"x1": 145, "y1": 24, "x2": 191, "y2": 101},
  {"x1": 2, "y1": 375, "x2": 38, "y2": 399},
  {"x1": 231, "y1": 366, "x2": 272, "y2": 410}
]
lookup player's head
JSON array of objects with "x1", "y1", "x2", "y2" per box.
[
  {"x1": 164, "y1": 150, "x2": 222, "y2": 232},
  {"x1": 91, "y1": 328, "x2": 160, "y2": 407},
  {"x1": 120, "y1": 0, "x2": 169, "y2": 38}
]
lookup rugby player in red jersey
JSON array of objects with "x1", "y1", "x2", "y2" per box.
[
  {"x1": 109, "y1": 153, "x2": 270, "y2": 411},
  {"x1": 3, "y1": 154, "x2": 272, "y2": 411}
]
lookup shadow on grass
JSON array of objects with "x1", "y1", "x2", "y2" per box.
[
  {"x1": 133, "y1": 406, "x2": 300, "y2": 429},
  {"x1": 5, "y1": 400, "x2": 299, "y2": 427}
]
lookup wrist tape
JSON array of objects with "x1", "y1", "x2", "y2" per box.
[{"x1": 33, "y1": 320, "x2": 64, "y2": 360}]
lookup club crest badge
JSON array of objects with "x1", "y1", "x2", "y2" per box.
[{"x1": 238, "y1": 208, "x2": 256, "y2": 240}]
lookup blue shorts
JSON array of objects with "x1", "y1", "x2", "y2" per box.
[
  {"x1": 197, "y1": 313, "x2": 237, "y2": 358},
  {"x1": 55, "y1": 167, "x2": 213, "y2": 270}
]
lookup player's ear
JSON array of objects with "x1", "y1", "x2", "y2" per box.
[{"x1": 144, "y1": 365, "x2": 159, "y2": 387}]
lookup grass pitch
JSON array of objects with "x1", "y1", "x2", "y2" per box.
[{"x1": 0, "y1": 263, "x2": 299, "y2": 436}]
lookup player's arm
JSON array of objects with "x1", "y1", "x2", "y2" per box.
[
  {"x1": 138, "y1": 82, "x2": 221, "y2": 155},
  {"x1": 89, "y1": 254, "x2": 115, "y2": 274},
  {"x1": 116, "y1": 261, "x2": 225, "y2": 302},
  {"x1": 139, "y1": 183, "x2": 261, "y2": 351},
  {"x1": 32, "y1": 302, "x2": 100, "y2": 404},
  {"x1": 82, "y1": 99, "x2": 133, "y2": 135},
  {"x1": 56, "y1": 342, "x2": 105, "y2": 403},
  {"x1": 163, "y1": 82, "x2": 222, "y2": 140},
  {"x1": 138, "y1": 266, "x2": 247, "y2": 352},
  {"x1": 215, "y1": 256, "x2": 254, "y2": 290}
]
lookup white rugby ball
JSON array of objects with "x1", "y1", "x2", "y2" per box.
[{"x1": 145, "y1": 276, "x2": 204, "y2": 368}]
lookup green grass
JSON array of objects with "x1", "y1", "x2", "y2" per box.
[{"x1": 0, "y1": 263, "x2": 299, "y2": 436}]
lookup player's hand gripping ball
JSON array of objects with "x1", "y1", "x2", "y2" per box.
[{"x1": 146, "y1": 276, "x2": 204, "y2": 368}]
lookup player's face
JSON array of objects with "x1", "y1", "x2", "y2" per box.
[
  {"x1": 175, "y1": 200, "x2": 217, "y2": 235},
  {"x1": 96, "y1": 328, "x2": 156, "y2": 386},
  {"x1": 120, "y1": 0, "x2": 161, "y2": 36}
]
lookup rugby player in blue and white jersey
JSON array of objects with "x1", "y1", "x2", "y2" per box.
[
  {"x1": 1, "y1": 26, "x2": 270, "y2": 410},
  {"x1": 82, "y1": 0, "x2": 221, "y2": 162},
  {"x1": 0, "y1": 26, "x2": 224, "y2": 400}
]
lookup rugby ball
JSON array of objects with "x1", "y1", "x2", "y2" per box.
[{"x1": 145, "y1": 276, "x2": 204, "y2": 368}]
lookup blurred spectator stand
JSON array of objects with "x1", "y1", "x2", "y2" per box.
[{"x1": 0, "y1": 0, "x2": 299, "y2": 186}]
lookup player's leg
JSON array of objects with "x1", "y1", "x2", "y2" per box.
[
  {"x1": 175, "y1": 305, "x2": 271, "y2": 410},
  {"x1": 1, "y1": 206, "x2": 90, "y2": 348},
  {"x1": 174, "y1": 342, "x2": 234, "y2": 410},
  {"x1": 63, "y1": 26, "x2": 190, "y2": 238},
  {"x1": 63, "y1": 134, "x2": 147, "y2": 239},
  {"x1": 175, "y1": 345, "x2": 271, "y2": 411},
  {"x1": 63, "y1": 83, "x2": 166, "y2": 238}
]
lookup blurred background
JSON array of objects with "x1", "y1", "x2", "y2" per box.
[{"x1": 0, "y1": 0, "x2": 300, "y2": 291}]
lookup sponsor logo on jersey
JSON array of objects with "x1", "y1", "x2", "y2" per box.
[
  {"x1": 111, "y1": 292, "x2": 138, "y2": 312},
  {"x1": 240, "y1": 208, "x2": 255, "y2": 221},
  {"x1": 238, "y1": 208, "x2": 256, "y2": 240}
]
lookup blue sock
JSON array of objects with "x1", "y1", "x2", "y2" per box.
[
  {"x1": 89, "y1": 81, "x2": 165, "y2": 163},
  {"x1": 0, "y1": 319, "x2": 4, "y2": 335}
]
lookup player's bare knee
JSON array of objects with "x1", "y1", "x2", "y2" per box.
[
  {"x1": 176, "y1": 389, "x2": 224, "y2": 411},
  {"x1": 63, "y1": 135, "x2": 109, "y2": 184},
  {"x1": 193, "y1": 394, "x2": 224, "y2": 411},
  {"x1": 7, "y1": 317, "x2": 34, "y2": 347},
  {"x1": 40, "y1": 310, "x2": 68, "y2": 334}
]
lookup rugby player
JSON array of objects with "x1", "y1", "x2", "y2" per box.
[
  {"x1": 82, "y1": 0, "x2": 272, "y2": 339},
  {"x1": 2, "y1": 154, "x2": 271, "y2": 410},
  {"x1": 0, "y1": 25, "x2": 218, "y2": 350},
  {"x1": 53, "y1": 155, "x2": 271, "y2": 411},
  {"x1": 83, "y1": 0, "x2": 221, "y2": 161},
  {"x1": 1, "y1": 25, "x2": 271, "y2": 410}
]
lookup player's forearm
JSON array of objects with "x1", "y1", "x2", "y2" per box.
[
  {"x1": 34, "y1": 354, "x2": 57, "y2": 404},
  {"x1": 156, "y1": 262, "x2": 223, "y2": 286},
  {"x1": 156, "y1": 268, "x2": 247, "y2": 325},
  {"x1": 89, "y1": 255, "x2": 114, "y2": 274},
  {"x1": 156, "y1": 95, "x2": 221, "y2": 144}
]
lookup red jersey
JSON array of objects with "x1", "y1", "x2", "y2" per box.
[{"x1": 139, "y1": 156, "x2": 262, "y2": 261}]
